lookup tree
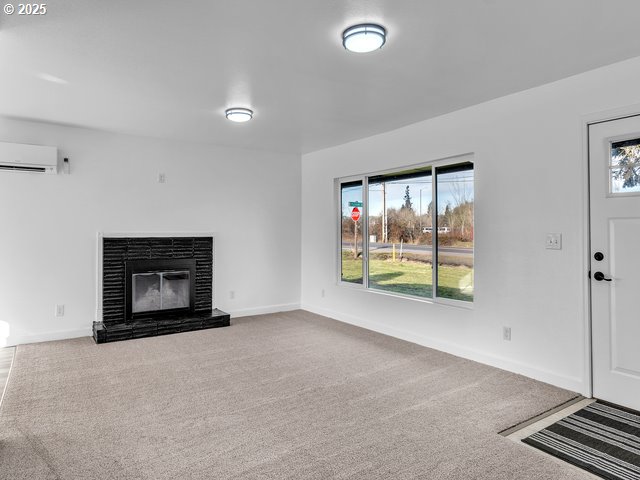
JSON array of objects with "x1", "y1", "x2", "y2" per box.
[
  {"x1": 387, "y1": 206, "x2": 416, "y2": 244},
  {"x1": 452, "y1": 201, "x2": 474, "y2": 241},
  {"x1": 449, "y1": 177, "x2": 471, "y2": 236},
  {"x1": 402, "y1": 185, "x2": 413, "y2": 210},
  {"x1": 422, "y1": 201, "x2": 434, "y2": 231},
  {"x1": 439, "y1": 203, "x2": 452, "y2": 232},
  {"x1": 612, "y1": 144, "x2": 640, "y2": 189},
  {"x1": 444, "y1": 203, "x2": 452, "y2": 221},
  {"x1": 426, "y1": 201, "x2": 434, "y2": 219}
]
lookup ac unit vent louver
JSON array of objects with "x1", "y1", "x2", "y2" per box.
[{"x1": 0, "y1": 142, "x2": 58, "y2": 174}]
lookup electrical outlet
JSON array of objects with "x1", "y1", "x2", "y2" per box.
[
  {"x1": 545, "y1": 233, "x2": 562, "y2": 250},
  {"x1": 158, "y1": 173, "x2": 166, "y2": 183},
  {"x1": 503, "y1": 326, "x2": 511, "y2": 341},
  {"x1": 321, "y1": 289, "x2": 325, "y2": 298},
  {"x1": 229, "y1": 290, "x2": 235, "y2": 300},
  {"x1": 55, "y1": 304, "x2": 65, "y2": 317}
]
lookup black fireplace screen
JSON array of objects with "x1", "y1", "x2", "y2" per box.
[
  {"x1": 132, "y1": 270, "x2": 190, "y2": 313},
  {"x1": 125, "y1": 259, "x2": 196, "y2": 320}
]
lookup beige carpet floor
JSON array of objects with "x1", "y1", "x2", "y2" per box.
[{"x1": 0, "y1": 310, "x2": 589, "y2": 479}]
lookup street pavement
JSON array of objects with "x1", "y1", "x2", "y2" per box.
[{"x1": 342, "y1": 242, "x2": 472, "y2": 257}]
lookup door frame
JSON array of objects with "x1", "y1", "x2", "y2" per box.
[{"x1": 581, "y1": 103, "x2": 640, "y2": 399}]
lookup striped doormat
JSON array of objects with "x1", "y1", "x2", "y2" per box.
[{"x1": 523, "y1": 401, "x2": 640, "y2": 480}]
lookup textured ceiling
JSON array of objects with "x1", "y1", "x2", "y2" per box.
[{"x1": 2, "y1": 0, "x2": 640, "y2": 154}]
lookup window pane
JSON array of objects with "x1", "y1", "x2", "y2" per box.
[
  {"x1": 610, "y1": 139, "x2": 640, "y2": 193},
  {"x1": 367, "y1": 170, "x2": 433, "y2": 298},
  {"x1": 341, "y1": 182, "x2": 363, "y2": 284},
  {"x1": 436, "y1": 164, "x2": 474, "y2": 302}
]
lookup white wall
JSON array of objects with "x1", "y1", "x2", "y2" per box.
[
  {"x1": 301, "y1": 56, "x2": 640, "y2": 395},
  {"x1": 0, "y1": 118, "x2": 301, "y2": 346}
]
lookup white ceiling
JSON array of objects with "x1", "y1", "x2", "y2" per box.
[{"x1": 2, "y1": 1, "x2": 640, "y2": 154}]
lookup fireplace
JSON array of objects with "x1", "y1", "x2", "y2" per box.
[
  {"x1": 126, "y1": 259, "x2": 196, "y2": 319},
  {"x1": 93, "y1": 236, "x2": 230, "y2": 343}
]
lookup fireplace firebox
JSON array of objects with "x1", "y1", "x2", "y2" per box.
[
  {"x1": 93, "y1": 236, "x2": 230, "y2": 344},
  {"x1": 125, "y1": 259, "x2": 196, "y2": 320}
]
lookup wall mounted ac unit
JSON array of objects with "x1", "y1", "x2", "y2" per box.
[{"x1": 0, "y1": 141, "x2": 58, "y2": 174}]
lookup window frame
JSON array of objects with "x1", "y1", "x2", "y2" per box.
[
  {"x1": 337, "y1": 174, "x2": 368, "y2": 288},
  {"x1": 338, "y1": 177, "x2": 366, "y2": 286},
  {"x1": 336, "y1": 154, "x2": 474, "y2": 309}
]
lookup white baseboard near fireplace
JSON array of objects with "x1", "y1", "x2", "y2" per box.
[
  {"x1": 7, "y1": 327, "x2": 92, "y2": 347},
  {"x1": 226, "y1": 303, "x2": 300, "y2": 318},
  {"x1": 5, "y1": 304, "x2": 300, "y2": 346}
]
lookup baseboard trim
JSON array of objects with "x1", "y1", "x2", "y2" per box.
[
  {"x1": 5, "y1": 304, "x2": 301, "y2": 346},
  {"x1": 302, "y1": 304, "x2": 585, "y2": 394},
  {"x1": 227, "y1": 303, "x2": 301, "y2": 318},
  {"x1": 7, "y1": 328, "x2": 92, "y2": 347}
]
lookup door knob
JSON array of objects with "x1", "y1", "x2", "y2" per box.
[{"x1": 593, "y1": 271, "x2": 612, "y2": 282}]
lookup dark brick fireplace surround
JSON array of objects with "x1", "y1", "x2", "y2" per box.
[{"x1": 93, "y1": 236, "x2": 230, "y2": 343}]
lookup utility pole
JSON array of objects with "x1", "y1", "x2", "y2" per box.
[
  {"x1": 382, "y1": 182, "x2": 387, "y2": 243},
  {"x1": 419, "y1": 189, "x2": 422, "y2": 229}
]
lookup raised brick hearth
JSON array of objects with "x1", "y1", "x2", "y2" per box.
[{"x1": 93, "y1": 236, "x2": 230, "y2": 343}]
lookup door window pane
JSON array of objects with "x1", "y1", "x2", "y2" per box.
[
  {"x1": 611, "y1": 139, "x2": 640, "y2": 194},
  {"x1": 341, "y1": 181, "x2": 363, "y2": 284},
  {"x1": 368, "y1": 169, "x2": 433, "y2": 298},
  {"x1": 436, "y1": 163, "x2": 474, "y2": 301}
]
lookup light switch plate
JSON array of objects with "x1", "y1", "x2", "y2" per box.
[{"x1": 545, "y1": 233, "x2": 562, "y2": 250}]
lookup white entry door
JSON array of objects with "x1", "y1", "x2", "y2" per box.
[{"x1": 589, "y1": 115, "x2": 640, "y2": 411}]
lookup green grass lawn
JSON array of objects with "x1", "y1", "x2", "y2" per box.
[{"x1": 341, "y1": 252, "x2": 473, "y2": 302}]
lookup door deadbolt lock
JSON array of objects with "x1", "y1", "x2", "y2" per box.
[{"x1": 594, "y1": 252, "x2": 604, "y2": 261}]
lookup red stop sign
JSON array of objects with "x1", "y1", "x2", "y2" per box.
[{"x1": 351, "y1": 207, "x2": 361, "y2": 222}]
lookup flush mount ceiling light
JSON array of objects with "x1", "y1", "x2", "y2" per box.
[
  {"x1": 342, "y1": 23, "x2": 386, "y2": 53},
  {"x1": 225, "y1": 108, "x2": 253, "y2": 123}
]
